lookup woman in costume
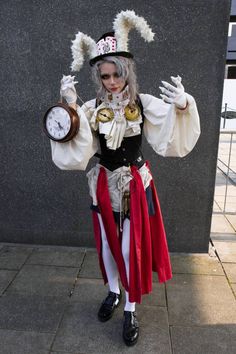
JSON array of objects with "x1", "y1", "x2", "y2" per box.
[{"x1": 50, "y1": 10, "x2": 200, "y2": 346}]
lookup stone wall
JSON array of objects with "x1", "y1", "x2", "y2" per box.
[{"x1": 0, "y1": 0, "x2": 231, "y2": 251}]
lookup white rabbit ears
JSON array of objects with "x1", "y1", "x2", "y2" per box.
[{"x1": 70, "y1": 10, "x2": 155, "y2": 72}]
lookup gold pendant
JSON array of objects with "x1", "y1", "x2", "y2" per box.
[
  {"x1": 96, "y1": 108, "x2": 114, "y2": 123},
  {"x1": 124, "y1": 104, "x2": 140, "y2": 121}
]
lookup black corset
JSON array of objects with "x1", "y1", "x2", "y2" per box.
[
  {"x1": 98, "y1": 133, "x2": 144, "y2": 171},
  {"x1": 95, "y1": 96, "x2": 145, "y2": 171}
]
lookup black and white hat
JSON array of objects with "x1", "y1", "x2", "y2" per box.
[
  {"x1": 70, "y1": 10, "x2": 155, "y2": 72},
  {"x1": 89, "y1": 31, "x2": 133, "y2": 66}
]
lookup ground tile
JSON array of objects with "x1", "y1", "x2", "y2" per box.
[
  {"x1": 222, "y1": 263, "x2": 236, "y2": 283},
  {"x1": 171, "y1": 325, "x2": 236, "y2": 354},
  {"x1": 214, "y1": 196, "x2": 236, "y2": 213},
  {"x1": 51, "y1": 352, "x2": 86, "y2": 354},
  {"x1": 71, "y1": 278, "x2": 109, "y2": 303},
  {"x1": 213, "y1": 201, "x2": 221, "y2": 212},
  {"x1": 210, "y1": 214, "x2": 235, "y2": 234},
  {"x1": 0, "y1": 294, "x2": 67, "y2": 332},
  {"x1": 213, "y1": 240, "x2": 236, "y2": 262},
  {"x1": 0, "y1": 328, "x2": 53, "y2": 354},
  {"x1": 0, "y1": 246, "x2": 33, "y2": 269},
  {"x1": 5, "y1": 265, "x2": 79, "y2": 297},
  {"x1": 27, "y1": 247, "x2": 85, "y2": 267},
  {"x1": 138, "y1": 282, "x2": 166, "y2": 307},
  {"x1": 170, "y1": 254, "x2": 223, "y2": 275},
  {"x1": 166, "y1": 274, "x2": 236, "y2": 326},
  {"x1": 226, "y1": 214, "x2": 236, "y2": 231},
  {"x1": 0, "y1": 269, "x2": 18, "y2": 295},
  {"x1": 52, "y1": 302, "x2": 171, "y2": 353},
  {"x1": 72, "y1": 278, "x2": 166, "y2": 308},
  {"x1": 231, "y1": 283, "x2": 236, "y2": 296},
  {"x1": 79, "y1": 251, "x2": 102, "y2": 279}
]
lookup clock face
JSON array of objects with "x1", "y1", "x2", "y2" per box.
[{"x1": 45, "y1": 107, "x2": 71, "y2": 140}]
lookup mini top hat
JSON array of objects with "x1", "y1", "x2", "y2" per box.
[
  {"x1": 89, "y1": 31, "x2": 133, "y2": 66},
  {"x1": 70, "y1": 10, "x2": 155, "y2": 72}
]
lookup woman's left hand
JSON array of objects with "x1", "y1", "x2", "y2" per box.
[{"x1": 159, "y1": 75, "x2": 187, "y2": 109}]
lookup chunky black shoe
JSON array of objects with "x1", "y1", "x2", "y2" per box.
[
  {"x1": 98, "y1": 291, "x2": 122, "y2": 322},
  {"x1": 123, "y1": 311, "x2": 139, "y2": 346}
]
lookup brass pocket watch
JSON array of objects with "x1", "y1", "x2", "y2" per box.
[
  {"x1": 43, "y1": 102, "x2": 80, "y2": 142},
  {"x1": 96, "y1": 108, "x2": 114, "y2": 122},
  {"x1": 124, "y1": 104, "x2": 141, "y2": 121},
  {"x1": 96, "y1": 104, "x2": 140, "y2": 123}
]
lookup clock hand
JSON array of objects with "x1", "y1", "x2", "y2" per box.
[
  {"x1": 54, "y1": 120, "x2": 64, "y2": 130},
  {"x1": 58, "y1": 122, "x2": 64, "y2": 130}
]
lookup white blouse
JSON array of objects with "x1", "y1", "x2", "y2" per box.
[{"x1": 50, "y1": 93, "x2": 201, "y2": 170}]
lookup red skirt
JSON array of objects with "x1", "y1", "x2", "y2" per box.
[{"x1": 92, "y1": 162, "x2": 172, "y2": 303}]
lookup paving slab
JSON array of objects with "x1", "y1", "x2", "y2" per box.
[
  {"x1": 210, "y1": 214, "x2": 235, "y2": 234},
  {"x1": 0, "y1": 269, "x2": 18, "y2": 295},
  {"x1": 71, "y1": 278, "x2": 109, "y2": 303},
  {"x1": 211, "y1": 233, "x2": 236, "y2": 241},
  {"x1": 71, "y1": 278, "x2": 166, "y2": 308},
  {"x1": 212, "y1": 240, "x2": 236, "y2": 262},
  {"x1": 0, "y1": 245, "x2": 33, "y2": 269},
  {"x1": 79, "y1": 251, "x2": 103, "y2": 279},
  {"x1": 50, "y1": 352, "x2": 85, "y2": 354},
  {"x1": 52, "y1": 302, "x2": 171, "y2": 353},
  {"x1": 26, "y1": 247, "x2": 85, "y2": 267},
  {"x1": 214, "y1": 184, "x2": 230, "y2": 196},
  {"x1": 0, "y1": 294, "x2": 67, "y2": 333},
  {"x1": 0, "y1": 328, "x2": 53, "y2": 354},
  {"x1": 222, "y1": 263, "x2": 236, "y2": 283},
  {"x1": 166, "y1": 274, "x2": 236, "y2": 326},
  {"x1": 214, "y1": 196, "x2": 236, "y2": 213},
  {"x1": 214, "y1": 184, "x2": 236, "y2": 197},
  {"x1": 214, "y1": 171, "x2": 227, "y2": 185},
  {"x1": 5, "y1": 265, "x2": 79, "y2": 297},
  {"x1": 213, "y1": 201, "x2": 221, "y2": 212},
  {"x1": 231, "y1": 283, "x2": 236, "y2": 296},
  {"x1": 226, "y1": 214, "x2": 236, "y2": 231},
  {"x1": 170, "y1": 254, "x2": 223, "y2": 275},
  {"x1": 171, "y1": 325, "x2": 236, "y2": 354},
  {"x1": 139, "y1": 282, "x2": 166, "y2": 307}
]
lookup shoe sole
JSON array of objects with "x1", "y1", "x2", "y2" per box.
[{"x1": 123, "y1": 334, "x2": 139, "y2": 346}]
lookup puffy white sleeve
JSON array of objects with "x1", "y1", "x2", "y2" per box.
[
  {"x1": 50, "y1": 100, "x2": 99, "y2": 170},
  {"x1": 141, "y1": 93, "x2": 201, "y2": 157}
]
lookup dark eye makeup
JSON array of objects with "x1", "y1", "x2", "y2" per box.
[{"x1": 100, "y1": 72, "x2": 121, "y2": 80}]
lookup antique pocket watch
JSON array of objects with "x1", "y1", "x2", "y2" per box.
[
  {"x1": 124, "y1": 104, "x2": 140, "y2": 121},
  {"x1": 43, "y1": 102, "x2": 80, "y2": 142},
  {"x1": 96, "y1": 107, "x2": 114, "y2": 122}
]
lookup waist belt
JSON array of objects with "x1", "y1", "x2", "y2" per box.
[{"x1": 94, "y1": 153, "x2": 145, "y2": 171}]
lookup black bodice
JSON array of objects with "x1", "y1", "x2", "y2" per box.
[
  {"x1": 98, "y1": 133, "x2": 144, "y2": 171},
  {"x1": 95, "y1": 96, "x2": 145, "y2": 171}
]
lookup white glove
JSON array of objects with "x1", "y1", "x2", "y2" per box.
[
  {"x1": 60, "y1": 75, "x2": 78, "y2": 104},
  {"x1": 159, "y1": 75, "x2": 187, "y2": 109}
]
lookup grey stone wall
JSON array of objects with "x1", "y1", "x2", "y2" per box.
[{"x1": 0, "y1": 0, "x2": 231, "y2": 252}]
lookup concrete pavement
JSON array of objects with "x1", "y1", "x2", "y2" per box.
[{"x1": 0, "y1": 241, "x2": 235, "y2": 354}]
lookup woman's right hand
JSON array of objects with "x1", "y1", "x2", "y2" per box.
[{"x1": 60, "y1": 75, "x2": 78, "y2": 104}]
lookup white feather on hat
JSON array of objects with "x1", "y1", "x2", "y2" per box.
[
  {"x1": 113, "y1": 10, "x2": 155, "y2": 52},
  {"x1": 71, "y1": 32, "x2": 97, "y2": 72}
]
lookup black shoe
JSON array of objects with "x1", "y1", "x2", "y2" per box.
[
  {"x1": 123, "y1": 311, "x2": 139, "y2": 346},
  {"x1": 98, "y1": 291, "x2": 122, "y2": 322}
]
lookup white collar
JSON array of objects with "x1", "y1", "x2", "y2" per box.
[{"x1": 100, "y1": 85, "x2": 130, "y2": 105}]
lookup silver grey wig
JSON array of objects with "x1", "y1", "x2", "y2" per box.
[{"x1": 91, "y1": 56, "x2": 138, "y2": 105}]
